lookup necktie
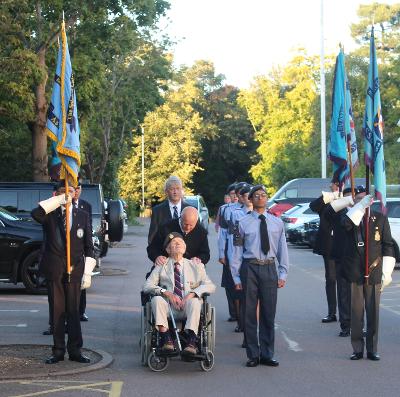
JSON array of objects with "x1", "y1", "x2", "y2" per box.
[
  {"x1": 174, "y1": 262, "x2": 183, "y2": 299},
  {"x1": 173, "y1": 206, "x2": 179, "y2": 219},
  {"x1": 259, "y1": 214, "x2": 270, "y2": 255}
]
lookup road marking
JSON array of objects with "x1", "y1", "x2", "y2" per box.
[
  {"x1": 7, "y1": 381, "x2": 124, "y2": 397},
  {"x1": 381, "y1": 303, "x2": 400, "y2": 316},
  {"x1": 0, "y1": 310, "x2": 39, "y2": 313},
  {"x1": 0, "y1": 324, "x2": 27, "y2": 327},
  {"x1": 275, "y1": 323, "x2": 303, "y2": 352}
]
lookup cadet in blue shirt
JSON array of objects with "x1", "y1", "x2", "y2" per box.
[{"x1": 231, "y1": 185, "x2": 289, "y2": 368}]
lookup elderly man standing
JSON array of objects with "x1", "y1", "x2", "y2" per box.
[
  {"x1": 231, "y1": 185, "x2": 289, "y2": 368},
  {"x1": 143, "y1": 232, "x2": 216, "y2": 355},
  {"x1": 148, "y1": 175, "x2": 188, "y2": 245},
  {"x1": 147, "y1": 206, "x2": 210, "y2": 266}
]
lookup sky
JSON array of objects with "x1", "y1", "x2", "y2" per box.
[{"x1": 159, "y1": 0, "x2": 399, "y2": 88}]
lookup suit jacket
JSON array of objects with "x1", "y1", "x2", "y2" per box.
[
  {"x1": 31, "y1": 206, "x2": 94, "y2": 282},
  {"x1": 142, "y1": 257, "x2": 216, "y2": 297},
  {"x1": 310, "y1": 196, "x2": 333, "y2": 257},
  {"x1": 148, "y1": 199, "x2": 189, "y2": 244},
  {"x1": 147, "y1": 218, "x2": 210, "y2": 264},
  {"x1": 74, "y1": 198, "x2": 92, "y2": 227},
  {"x1": 323, "y1": 206, "x2": 348, "y2": 262},
  {"x1": 341, "y1": 211, "x2": 394, "y2": 284}
]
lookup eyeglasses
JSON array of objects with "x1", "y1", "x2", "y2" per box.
[{"x1": 253, "y1": 193, "x2": 267, "y2": 199}]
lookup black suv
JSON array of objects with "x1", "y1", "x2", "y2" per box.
[{"x1": 0, "y1": 182, "x2": 125, "y2": 292}]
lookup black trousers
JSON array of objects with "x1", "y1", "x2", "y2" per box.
[
  {"x1": 351, "y1": 283, "x2": 380, "y2": 354},
  {"x1": 46, "y1": 283, "x2": 54, "y2": 328},
  {"x1": 225, "y1": 287, "x2": 237, "y2": 319},
  {"x1": 79, "y1": 289, "x2": 86, "y2": 316},
  {"x1": 48, "y1": 277, "x2": 82, "y2": 357},
  {"x1": 240, "y1": 260, "x2": 277, "y2": 360},
  {"x1": 335, "y1": 260, "x2": 351, "y2": 331},
  {"x1": 323, "y1": 256, "x2": 337, "y2": 316}
]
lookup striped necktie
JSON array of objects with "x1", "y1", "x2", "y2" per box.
[
  {"x1": 173, "y1": 206, "x2": 179, "y2": 219},
  {"x1": 174, "y1": 262, "x2": 183, "y2": 299}
]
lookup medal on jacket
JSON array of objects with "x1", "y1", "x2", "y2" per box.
[
  {"x1": 77, "y1": 228, "x2": 84, "y2": 238},
  {"x1": 374, "y1": 227, "x2": 380, "y2": 241}
]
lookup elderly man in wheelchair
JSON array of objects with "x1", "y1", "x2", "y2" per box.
[{"x1": 142, "y1": 232, "x2": 216, "y2": 370}]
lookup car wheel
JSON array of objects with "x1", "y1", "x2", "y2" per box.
[
  {"x1": 20, "y1": 250, "x2": 47, "y2": 294},
  {"x1": 107, "y1": 200, "x2": 124, "y2": 242}
]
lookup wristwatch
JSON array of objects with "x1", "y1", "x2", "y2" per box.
[{"x1": 160, "y1": 288, "x2": 166, "y2": 295}]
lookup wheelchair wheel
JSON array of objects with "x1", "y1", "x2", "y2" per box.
[
  {"x1": 148, "y1": 351, "x2": 169, "y2": 372},
  {"x1": 140, "y1": 303, "x2": 152, "y2": 366},
  {"x1": 200, "y1": 351, "x2": 214, "y2": 372},
  {"x1": 207, "y1": 306, "x2": 216, "y2": 351}
]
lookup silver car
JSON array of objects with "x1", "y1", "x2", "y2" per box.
[
  {"x1": 281, "y1": 203, "x2": 318, "y2": 232},
  {"x1": 184, "y1": 195, "x2": 209, "y2": 231}
]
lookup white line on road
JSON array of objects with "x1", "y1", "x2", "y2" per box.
[
  {"x1": 0, "y1": 324, "x2": 27, "y2": 327},
  {"x1": 280, "y1": 330, "x2": 303, "y2": 352},
  {"x1": 381, "y1": 304, "x2": 400, "y2": 317},
  {"x1": 0, "y1": 310, "x2": 39, "y2": 312}
]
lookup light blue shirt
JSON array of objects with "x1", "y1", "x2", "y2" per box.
[
  {"x1": 226, "y1": 205, "x2": 251, "y2": 263},
  {"x1": 230, "y1": 210, "x2": 289, "y2": 285},
  {"x1": 217, "y1": 202, "x2": 241, "y2": 258}
]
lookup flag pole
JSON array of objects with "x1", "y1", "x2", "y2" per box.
[
  {"x1": 64, "y1": 173, "x2": 72, "y2": 282},
  {"x1": 340, "y1": 44, "x2": 355, "y2": 200}
]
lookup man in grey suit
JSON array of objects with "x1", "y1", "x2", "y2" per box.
[{"x1": 148, "y1": 175, "x2": 188, "y2": 245}]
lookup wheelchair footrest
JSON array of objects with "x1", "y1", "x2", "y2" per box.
[
  {"x1": 155, "y1": 349, "x2": 180, "y2": 358},
  {"x1": 180, "y1": 352, "x2": 208, "y2": 362}
]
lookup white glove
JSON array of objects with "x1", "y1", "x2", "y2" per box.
[
  {"x1": 346, "y1": 194, "x2": 373, "y2": 226},
  {"x1": 39, "y1": 194, "x2": 72, "y2": 214},
  {"x1": 322, "y1": 191, "x2": 339, "y2": 204},
  {"x1": 81, "y1": 257, "x2": 97, "y2": 290},
  {"x1": 381, "y1": 256, "x2": 396, "y2": 291},
  {"x1": 331, "y1": 196, "x2": 354, "y2": 212}
]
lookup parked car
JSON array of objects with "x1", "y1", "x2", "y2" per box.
[
  {"x1": 0, "y1": 182, "x2": 125, "y2": 260},
  {"x1": 302, "y1": 217, "x2": 320, "y2": 249},
  {"x1": 0, "y1": 207, "x2": 45, "y2": 293},
  {"x1": 268, "y1": 201, "x2": 294, "y2": 217},
  {"x1": 184, "y1": 195, "x2": 209, "y2": 230},
  {"x1": 371, "y1": 198, "x2": 400, "y2": 266},
  {"x1": 281, "y1": 203, "x2": 318, "y2": 232},
  {"x1": 286, "y1": 223, "x2": 307, "y2": 245}
]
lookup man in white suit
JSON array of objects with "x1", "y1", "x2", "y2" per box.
[{"x1": 143, "y1": 232, "x2": 216, "y2": 355}]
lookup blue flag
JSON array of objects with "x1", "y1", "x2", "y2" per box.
[
  {"x1": 328, "y1": 49, "x2": 351, "y2": 185},
  {"x1": 345, "y1": 73, "x2": 359, "y2": 175},
  {"x1": 46, "y1": 21, "x2": 80, "y2": 184},
  {"x1": 363, "y1": 27, "x2": 386, "y2": 210}
]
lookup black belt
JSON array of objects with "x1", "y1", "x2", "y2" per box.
[{"x1": 246, "y1": 258, "x2": 275, "y2": 266}]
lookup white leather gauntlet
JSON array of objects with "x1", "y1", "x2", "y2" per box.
[
  {"x1": 322, "y1": 191, "x2": 339, "y2": 204},
  {"x1": 39, "y1": 194, "x2": 72, "y2": 214},
  {"x1": 81, "y1": 257, "x2": 97, "y2": 290},
  {"x1": 331, "y1": 196, "x2": 354, "y2": 212},
  {"x1": 381, "y1": 256, "x2": 396, "y2": 291},
  {"x1": 346, "y1": 195, "x2": 373, "y2": 226}
]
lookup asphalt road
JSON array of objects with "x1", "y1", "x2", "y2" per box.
[{"x1": 1, "y1": 219, "x2": 400, "y2": 397}]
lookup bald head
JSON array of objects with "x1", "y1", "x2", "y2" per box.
[{"x1": 180, "y1": 206, "x2": 199, "y2": 234}]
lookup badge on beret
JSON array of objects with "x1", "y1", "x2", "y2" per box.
[
  {"x1": 375, "y1": 229, "x2": 380, "y2": 241},
  {"x1": 169, "y1": 233, "x2": 174, "y2": 240},
  {"x1": 77, "y1": 228, "x2": 84, "y2": 238}
]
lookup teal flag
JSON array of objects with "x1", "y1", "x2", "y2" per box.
[
  {"x1": 363, "y1": 27, "x2": 386, "y2": 210},
  {"x1": 46, "y1": 21, "x2": 80, "y2": 183}
]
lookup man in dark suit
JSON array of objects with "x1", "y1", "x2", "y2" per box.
[
  {"x1": 31, "y1": 180, "x2": 96, "y2": 364},
  {"x1": 147, "y1": 206, "x2": 210, "y2": 266},
  {"x1": 341, "y1": 189, "x2": 395, "y2": 361},
  {"x1": 310, "y1": 182, "x2": 340, "y2": 323},
  {"x1": 148, "y1": 175, "x2": 188, "y2": 245},
  {"x1": 73, "y1": 182, "x2": 92, "y2": 322}
]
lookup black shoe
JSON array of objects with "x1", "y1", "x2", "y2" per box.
[
  {"x1": 350, "y1": 352, "x2": 363, "y2": 360},
  {"x1": 69, "y1": 354, "x2": 90, "y2": 363},
  {"x1": 42, "y1": 327, "x2": 53, "y2": 336},
  {"x1": 367, "y1": 352, "x2": 380, "y2": 361},
  {"x1": 260, "y1": 357, "x2": 279, "y2": 367},
  {"x1": 339, "y1": 330, "x2": 350, "y2": 337},
  {"x1": 80, "y1": 314, "x2": 89, "y2": 322},
  {"x1": 246, "y1": 358, "x2": 259, "y2": 367},
  {"x1": 45, "y1": 355, "x2": 64, "y2": 364},
  {"x1": 234, "y1": 326, "x2": 243, "y2": 333},
  {"x1": 322, "y1": 315, "x2": 337, "y2": 323},
  {"x1": 227, "y1": 317, "x2": 237, "y2": 322}
]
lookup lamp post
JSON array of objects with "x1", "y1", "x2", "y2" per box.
[
  {"x1": 320, "y1": 0, "x2": 327, "y2": 178},
  {"x1": 141, "y1": 125, "x2": 145, "y2": 214}
]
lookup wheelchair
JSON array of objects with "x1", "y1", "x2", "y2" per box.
[{"x1": 140, "y1": 292, "x2": 216, "y2": 372}]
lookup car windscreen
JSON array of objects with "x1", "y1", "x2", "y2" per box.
[
  {"x1": 184, "y1": 197, "x2": 199, "y2": 209},
  {"x1": 80, "y1": 189, "x2": 102, "y2": 214}
]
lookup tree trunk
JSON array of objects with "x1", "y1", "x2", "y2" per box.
[{"x1": 31, "y1": 48, "x2": 49, "y2": 182}]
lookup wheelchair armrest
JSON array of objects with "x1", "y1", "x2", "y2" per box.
[{"x1": 201, "y1": 292, "x2": 210, "y2": 301}]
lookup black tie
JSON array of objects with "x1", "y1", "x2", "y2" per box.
[
  {"x1": 173, "y1": 206, "x2": 178, "y2": 219},
  {"x1": 259, "y1": 214, "x2": 270, "y2": 255}
]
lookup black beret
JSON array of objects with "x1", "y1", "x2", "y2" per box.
[
  {"x1": 343, "y1": 187, "x2": 352, "y2": 195},
  {"x1": 163, "y1": 232, "x2": 184, "y2": 249},
  {"x1": 226, "y1": 183, "x2": 237, "y2": 194},
  {"x1": 248, "y1": 184, "x2": 267, "y2": 199},
  {"x1": 54, "y1": 179, "x2": 78, "y2": 191},
  {"x1": 355, "y1": 185, "x2": 366, "y2": 194},
  {"x1": 240, "y1": 184, "x2": 252, "y2": 195},
  {"x1": 234, "y1": 182, "x2": 247, "y2": 194}
]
